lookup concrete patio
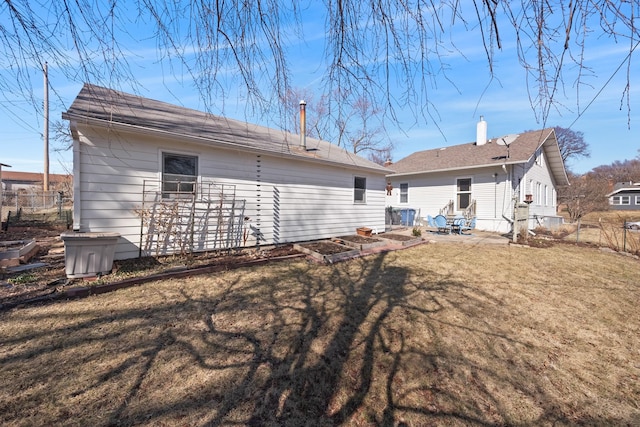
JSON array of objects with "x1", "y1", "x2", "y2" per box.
[{"x1": 385, "y1": 225, "x2": 511, "y2": 246}]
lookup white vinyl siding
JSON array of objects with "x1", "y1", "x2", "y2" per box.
[
  {"x1": 522, "y1": 148, "x2": 557, "y2": 217},
  {"x1": 73, "y1": 125, "x2": 386, "y2": 259}
]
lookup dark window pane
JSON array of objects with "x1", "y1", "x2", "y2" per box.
[
  {"x1": 354, "y1": 177, "x2": 366, "y2": 203},
  {"x1": 457, "y1": 178, "x2": 471, "y2": 192},
  {"x1": 162, "y1": 153, "x2": 198, "y2": 197},
  {"x1": 458, "y1": 193, "x2": 470, "y2": 209}
]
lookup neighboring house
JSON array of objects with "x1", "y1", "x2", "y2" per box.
[
  {"x1": 606, "y1": 182, "x2": 640, "y2": 210},
  {"x1": 1, "y1": 171, "x2": 72, "y2": 193},
  {"x1": 62, "y1": 84, "x2": 388, "y2": 260},
  {"x1": 385, "y1": 118, "x2": 569, "y2": 233}
]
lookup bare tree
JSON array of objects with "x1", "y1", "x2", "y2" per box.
[
  {"x1": 554, "y1": 126, "x2": 590, "y2": 166},
  {"x1": 334, "y1": 95, "x2": 393, "y2": 157},
  {"x1": 280, "y1": 88, "x2": 329, "y2": 139},
  {"x1": 559, "y1": 171, "x2": 610, "y2": 222},
  {"x1": 282, "y1": 87, "x2": 393, "y2": 159},
  {"x1": 591, "y1": 159, "x2": 640, "y2": 183},
  {"x1": 1, "y1": 1, "x2": 639, "y2": 128},
  {"x1": 368, "y1": 146, "x2": 393, "y2": 166}
]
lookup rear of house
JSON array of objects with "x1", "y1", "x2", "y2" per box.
[
  {"x1": 385, "y1": 119, "x2": 569, "y2": 234},
  {"x1": 63, "y1": 84, "x2": 388, "y2": 260}
]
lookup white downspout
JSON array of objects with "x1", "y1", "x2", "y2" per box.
[
  {"x1": 501, "y1": 164, "x2": 513, "y2": 225},
  {"x1": 72, "y1": 128, "x2": 82, "y2": 231}
]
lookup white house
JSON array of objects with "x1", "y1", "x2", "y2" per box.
[
  {"x1": 62, "y1": 84, "x2": 388, "y2": 259},
  {"x1": 385, "y1": 118, "x2": 569, "y2": 233}
]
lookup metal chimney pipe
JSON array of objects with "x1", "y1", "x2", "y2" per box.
[{"x1": 299, "y1": 100, "x2": 307, "y2": 149}]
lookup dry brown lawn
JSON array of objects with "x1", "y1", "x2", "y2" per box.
[{"x1": 1, "y1": 242, "x2": 639, "y2": 426}]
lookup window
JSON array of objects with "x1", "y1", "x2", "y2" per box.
[
  {"x1": 162, "y1": 152, "x2": 198, "y2": 197},
  {"x1": 354, "y1": 176, "x2": 366, "y2": 203},
  {"x1": 536, "y1": 182, "x2": 542, "y2": 205},
  {"x1": 456, "y1": 178, "x2": 471, "y2": 210},
  {"x1": 636, "y1": 195, "x2": 640, "y2": 206},
  {"x1": 535, "y1": 148, "x2": 543, "y2": 166},
  {"x1": 544, "y1": 185, "x2": 548, "y2": 206},
  {"x1": 399, "y1": 183, "x2": 408, "y2": 203},
  {"x1": 611, "y1": 195, "x2": 630, "y2": 205}
]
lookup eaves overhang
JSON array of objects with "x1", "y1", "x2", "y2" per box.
[
  {"x1": 384, "y1": 160, "x2": 525, "y2": 178},
  {"x1": 63, "y1": 112, "x2": 389, "y2": 176}
]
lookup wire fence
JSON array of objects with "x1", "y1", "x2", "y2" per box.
[
  {"x1": 543, "y1": 217, "x2": 640, "y2": 256},
  {"x1": 1, "y1": 190, "x2": 73, "y2": 229}
]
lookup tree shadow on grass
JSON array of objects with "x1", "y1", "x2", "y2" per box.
[{"x1": 1, "y1": 250, "x2": 637, "y2": 426}]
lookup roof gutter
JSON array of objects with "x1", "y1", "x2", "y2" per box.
[
  {"x1": 62, "y1": 112, "x2": 389, "y2": 175},
  {"x1": 385, "y1": 160, "x2": 527, "y2": 178}
]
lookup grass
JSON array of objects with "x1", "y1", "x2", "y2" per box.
[{"x1": 1, "y1": 242, "x2": 639, "y2": 426}]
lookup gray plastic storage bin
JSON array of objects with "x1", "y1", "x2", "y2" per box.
[{"x1": 61, "y1": 232, "x2": 120, "y2": 278}]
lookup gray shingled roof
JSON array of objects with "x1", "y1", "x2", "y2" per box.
[
  {"x1": 387, "y1": 129, "x2": 569, "y2": 185},
  {"x1": 606, "y1": 184, "x2": 640, "y2": 197},
  {"x1": 62, "y1": 84, "x2": 389, "y2": 174}
]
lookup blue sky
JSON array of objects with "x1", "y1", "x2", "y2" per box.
[{"x1": 1, "y1": 2, "x2": 638, "y2": 176}]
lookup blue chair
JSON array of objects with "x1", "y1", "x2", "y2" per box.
[
  {"x1": 433, "y1": 215, "x2": 452, "y2": 234},
  {"x1": 459, "y1": 217, "x2": 477, "y2": 234},
  {"x1": 452, "y1": 217, "x2": 467, "y2": 234},
  {"x1": 426, "y1": 215, "x2": 437, "y2": 229}
]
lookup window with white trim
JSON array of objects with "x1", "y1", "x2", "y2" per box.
[
  {"x1": 399, "y1": 183, "x2": 408, "y2": 203},
  {"x1": 456, "y1": 178, "x2": 471, "y2": 210},
  {"x1": 611, "y1": 195, "x2": 630, "y2": 205},
  {"x1": 636, "y1": 195, "x2": 640, "y2": 206},
  {"x1": 544, "y1": 185, "x2": 548, "y2": 206},
  {"x1": 354, "y1": 176, "x2": 366, "y2": 203},
  {"x1": 162, "y1": 152, "x2": 198, "y2": 198},
  {"x1": 536, "y1": 182, "x2": 541, "y2": 205}
]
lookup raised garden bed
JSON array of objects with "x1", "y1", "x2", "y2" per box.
[
  {"x1": 294, "y1": 240, "x2": 360, "y2": 264},
  {"x1": 334, "y1": 235, "x2": 386, "y2": 250},
  {"x1": 0, "y1": 239, "x2": 39, "y2": 268},
  {"x1": 377, "y1": 233, "x2": 423, "y2": 247}
]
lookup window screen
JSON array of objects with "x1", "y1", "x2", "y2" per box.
[
  {"x1": 399, "y1": 183, "x2": 408, "y2": 203},
  {"x1": 456, "y1": 178, "x2": 471, "y2": 209},
  {"x1": 162, "y1": 153, "x2": 198, "y2": 197}
]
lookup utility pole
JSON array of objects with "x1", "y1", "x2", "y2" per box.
[{"x1": 43, "y1": 62, "x2": 49, "y2": 192}]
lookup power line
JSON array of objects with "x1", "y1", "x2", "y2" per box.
[{"x1": 568, "y1": 40, "x2": 640, "y2": 130}]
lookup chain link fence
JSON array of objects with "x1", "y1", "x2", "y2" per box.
[
  {"x1": 538, "y1": 216, "x2": 640, "y2": 256},
  {"x1": 1, "y1": 190, "x2": 73, "y2": 229}
]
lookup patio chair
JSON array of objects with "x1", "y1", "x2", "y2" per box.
[
  {"x1": 452, "y1": 217, "x2": 467, "y2": 234},
  {"x1": 425, "y1": 215, "x2": 437, "y2": 230},
  {"x1": 433, "y1": 214, "x2": 452, "y2": 234},
  {"x1": 459, "y1": 217, "x2": 477, "y2": 235}
]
